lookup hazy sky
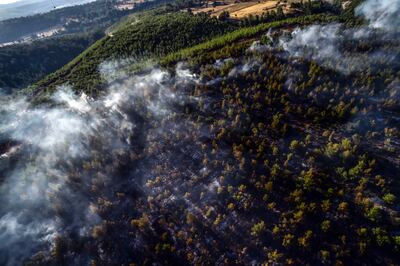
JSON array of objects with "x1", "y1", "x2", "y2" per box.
[{"x1": 0, "y1": 0, "x2": 21, "y2": 4}]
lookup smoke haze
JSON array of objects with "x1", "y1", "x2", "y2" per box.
[
  {"x1": 274, "y1": 0, "x2": 400, "y2": 74},
  {"x1": 0, "y1": 63, "x2": 202, "y2": 265}
]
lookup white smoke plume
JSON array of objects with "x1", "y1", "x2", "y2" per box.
[
  {"x1": 0, "y1": 62, "x2": 201, "y2": 265},
  {"x1": 247, "y1": 40, "x2": 271, "y2": 54},
  {"x1": 0, "y1": 89, "x2": 100, "y2": 265},
  {"x1": 356, "y1": 0, "x2": 400, "y2": 31},
  {"x1": 274, "y1": 0, "x2": 400, "y2": 74}
]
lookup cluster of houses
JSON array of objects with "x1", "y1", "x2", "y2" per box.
[{"x1": 0, "y1": 26, "x2": 66, "y2": 47}]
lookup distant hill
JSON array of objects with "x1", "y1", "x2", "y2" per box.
[
  {"x1": 0, "y1": 0, "x2": 134, "y2": 43},
  {"x1": 0, "y1": 0, "x2": 96, "y2": 21},
  {"x1": 0, "y1": 31, "x2": 103, "y2": 93}
]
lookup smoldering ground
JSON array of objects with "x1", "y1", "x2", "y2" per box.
[
  {"x1": 245, "y1": 0, "x2": 400, "y2": 142},
  {"x1": 0, "y1": 52, "x2": 272, "y2": 264},
  {"x1": 248, "y1": 0, "x2": 400, "y2": 75},
  {"x1": 0, "y1": 62, "x2": 215, "y2": 265}
]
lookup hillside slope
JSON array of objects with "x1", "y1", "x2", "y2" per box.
[
  {"x1": 29, "y1": 13, "x2": 338, "y2": 99},
  {"x1": 28, "y1": 13, "x2": 236, "y2": 97},
  {"x1": 0, "y1": 31, "x2": 103, "y2": 93},
  {"x1": 1, "y1": 1, "x2": 400, "y2": 265}
]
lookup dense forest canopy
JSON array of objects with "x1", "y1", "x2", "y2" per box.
[
  {"x1": 0, "y1": 0, "x2": 399, "y2": 265},
  {"x1": 29, "y1": 12, "x2": 237, "y2": 98},
  {"x1": 0, "y1": 31, "x2": 103, "y2": 93}
]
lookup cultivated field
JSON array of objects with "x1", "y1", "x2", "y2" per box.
[{"x1": 191, "y1": 0, "x2": 293, "y2": 19}]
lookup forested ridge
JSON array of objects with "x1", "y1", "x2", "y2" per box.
[
  {"x1": 0, "y1": 0, "x2": 399, "y2": 265},
  {"x1": 0, "y1": 31, "x2": 103, "y2": 92},
  {"x1": 28, "y1": 12, "x2": 237, "y2": 98}
]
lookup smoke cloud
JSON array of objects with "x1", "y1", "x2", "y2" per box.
[
  {"x1": 355, "y1": 0, "x2": 400, "y2": 31},
  {"x1": 0, "y1": 62, "x2": 202, "y2": 265},
  {"x1": 0, "y1": 89, "x2": 99, "y2": 265},
  {"x1": 273, "y1": 0, "x2": 400, "y2": 74}
]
